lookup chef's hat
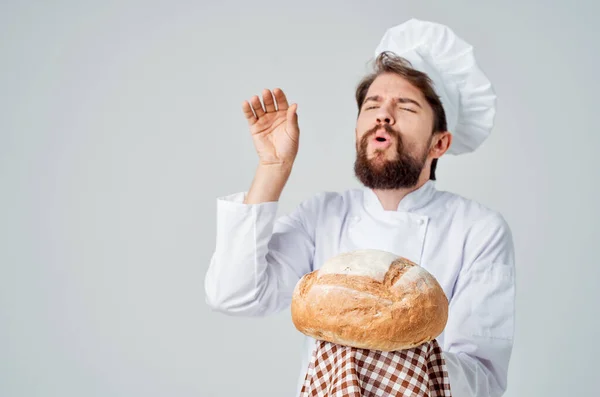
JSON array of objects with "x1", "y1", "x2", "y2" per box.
[{"x1": 374, "y1": 19, "x2": 496, "y2": 155}]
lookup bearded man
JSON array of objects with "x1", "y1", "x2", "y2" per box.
[{"x1": 205, "y1": 19, "x2": 516, "y2": 397}]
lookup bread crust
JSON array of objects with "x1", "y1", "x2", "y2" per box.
[{"x1": 291, "y1": 253, "x2": 448, "y2": 351}]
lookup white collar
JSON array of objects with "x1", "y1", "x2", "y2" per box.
[{"x1": 362, "y1": 179, "x2": 437, "y2": 214}]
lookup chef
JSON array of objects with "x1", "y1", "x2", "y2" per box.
[{"x1": 204, "y1": 18, "x2": 516, "y2": 397}]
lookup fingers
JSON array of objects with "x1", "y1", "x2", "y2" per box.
[
  {"x1": 262, "y1": 89, "x2": 276, "y2": 113},
  {"x1": 242, "y1": 88, "x2": 291, "y2": 125},
  {"x1": 242, "y1": 100, "x2": 257, "y2": 126},
  {"x1": 273, "y1": 88, "x2": 289, "y2": 111},
  {"x1": 250, "y1": 95, "x2": 265, "y2": 118}
]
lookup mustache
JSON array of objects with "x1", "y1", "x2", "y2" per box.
[
  {"x1": 361, "y1": 124, "x2": 402, "y2": 148},
  {"x1": 364, "y1": 124, "x2": 400, "y2": 140}
]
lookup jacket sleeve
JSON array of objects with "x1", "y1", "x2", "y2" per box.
[
  {"x1": 204, "y1": 191, "x2": 317, "y2": 317},
  {"x1": 442, "y1": 212, "x2": 517, "y2": 397}
]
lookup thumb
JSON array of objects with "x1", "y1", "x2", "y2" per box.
[{"x1": 286, "y1": 103, "x2": 298, "y2": 131}]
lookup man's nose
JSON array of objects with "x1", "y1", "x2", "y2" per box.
[{"x1": 376, "y1": 105, "x2": 395, "y2": 125}]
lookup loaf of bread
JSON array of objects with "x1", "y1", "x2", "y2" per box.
[{"x1": 291, "y1": 249, "x2": 448, "y2": 351}]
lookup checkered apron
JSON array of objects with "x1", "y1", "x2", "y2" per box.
[{"x1": 299, "y1": 339, "x2": 452, "y2": 397}]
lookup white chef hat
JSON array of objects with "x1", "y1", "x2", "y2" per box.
[{"x1": 374, "y1": 18, "x2": 496, "y2": 155}]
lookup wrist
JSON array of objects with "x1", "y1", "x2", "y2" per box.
[
  {"x1": 257, "y1": 160, "x2": 294, "y2": 176},
  {"x1": 244, "y1": 162, "x2": 293, "y2": 204}
]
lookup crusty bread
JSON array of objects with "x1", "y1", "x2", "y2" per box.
[{"x1": 291, "y1": 249, "x2": 448, "y2": 351}]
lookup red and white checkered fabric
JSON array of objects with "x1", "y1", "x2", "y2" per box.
[{"x1": 299, "y1": 339, "x2": 452, "y2": 397}]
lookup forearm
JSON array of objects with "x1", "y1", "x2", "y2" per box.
[
  {"x1": 205, "y1": 172, "x2": 315, "y2": 317},
  {"x1": 204, "y1": 190, "x2": 279, "y2": 315}
]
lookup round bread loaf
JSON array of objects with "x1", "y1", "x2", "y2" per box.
[{"x1": 291, "y1": 249, "x2": 448, "y2": 351}]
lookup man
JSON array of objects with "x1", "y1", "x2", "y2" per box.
[{"x1": 204, "y1": 19, "x2": 516, "y2": 397}]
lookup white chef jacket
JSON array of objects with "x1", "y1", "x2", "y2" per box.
[{"x1": 204, "y1": 179, "x2": 516, "y2": 397}]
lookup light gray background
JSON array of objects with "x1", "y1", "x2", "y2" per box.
[{"x1": 1, "y1": 0, "x2": 598, "y2": 396}]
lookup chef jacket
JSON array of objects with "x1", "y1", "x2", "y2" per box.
[{"x1": 204, "y1": 179, "x2": 516, "y2": 397}]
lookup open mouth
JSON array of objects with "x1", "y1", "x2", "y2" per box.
[{"x1": 371, "y1": 135, "x2": 392, "y2": 149}]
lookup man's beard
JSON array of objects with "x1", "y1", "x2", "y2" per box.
[{"x1": 354, "y1": 124, "x2": 430, "y2": 190}]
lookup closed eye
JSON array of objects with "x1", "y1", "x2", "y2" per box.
[{"x1": 364, "y1": 106, "x2": 416, "y2": 113}]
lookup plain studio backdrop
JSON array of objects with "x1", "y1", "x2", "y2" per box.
[{"x1": 1, "y1": 0, "x2": 599, "y2": 396}]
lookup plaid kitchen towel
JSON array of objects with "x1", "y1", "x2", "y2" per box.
[{"x1": 299, "y1": 339, "x2": 451, "y2": 397}]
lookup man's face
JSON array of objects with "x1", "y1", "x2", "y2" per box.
[{"x1": 354, "y1": 72, "x2": 436, "y2": 190}]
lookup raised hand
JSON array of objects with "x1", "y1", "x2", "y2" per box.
[{"x1": 242, "y1": 88, "x2": 299, "y2": 168}]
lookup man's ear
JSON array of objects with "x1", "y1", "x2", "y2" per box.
[{"x1": 430, "y1": 131, "x2": 452, "y2": 159}]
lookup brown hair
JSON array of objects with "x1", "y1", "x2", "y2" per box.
[{"x1": 355, "y1": 51, "x2": 447, "y2": 180}]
